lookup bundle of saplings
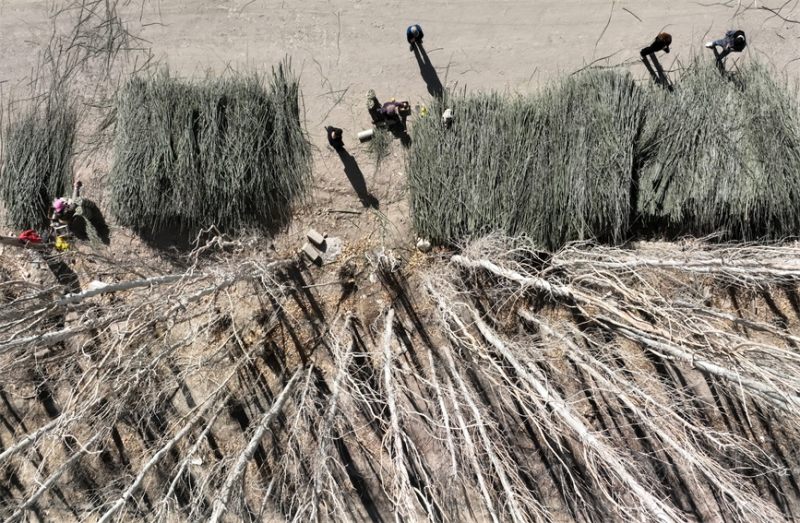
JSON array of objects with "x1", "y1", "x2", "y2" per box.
[
  {"x1": 637, "y1": 61, "x2": 800, "y2": 240},
  {"x1": 0, "y1": 96, "x2": 77, "y2": 230},
  {"x1": 110, "y1": 63, "x2": 311, "y2": 235},
  {"x1": 407, "y1": 70, "x2": 646, "y2": 249}
]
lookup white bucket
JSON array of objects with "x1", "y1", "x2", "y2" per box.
[
  {"x1": 442, "y1": 108, "x2": 454, "y2": 125},
  {"x1": 358, "y1": 129, "x2": 374, "y2": 142}
]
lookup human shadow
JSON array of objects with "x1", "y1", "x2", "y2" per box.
[
  {"x1": 386, "y1": 124, "x2": 412, "y2": 148},
  {"x1": 45, "y1": 255, "x2": 81, "y2": 295},
  {"x1": 413, "y1": 43, "x2": 444, "y2": 98},
  {"x1": 336, "y1": 148, "x2": 379, "y2": 209},
  {"x1": 69, "y1": 199, "x2": 111, "y2": 245}
]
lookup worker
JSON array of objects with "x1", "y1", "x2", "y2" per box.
[
  {"x1": 325, "y1": 126, "x2": 344, "y2": 150},
  {"x1": 50, "y1": 181, "x2": 83, "y2": 225},
  {"x1": 51, "y1": 198, "x2": 76, "y2": 224},
  {"x1": 641, "y1": 32, "x2": 672, "y2": 57},
  {"x1": 706, "y1": 30, "x2": 746, "y2": 71},
  {"x1": 407, "y1": 24, "x2": 424, "y2": 51},
  {"x1": 640, "y1": 32, "x2": 673, "y2": 91},
  {"x1": 378, "y1": 100, "x2": 411, "y2": 125}
]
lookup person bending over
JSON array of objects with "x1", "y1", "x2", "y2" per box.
[
  {"x1": 706, "y1": 30, "x2": 746, "y2": 70},
  {"x1": 407, "y1": 24, "x2": 424, "y2": 51}
]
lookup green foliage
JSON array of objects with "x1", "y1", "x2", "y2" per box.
[
  {"x1": 0, "y1": 98, "x2": 76, "y2": 230},
  {"x1": 110, "y1": 62, "x2": 311, "y2": 235},
  {"x1": 638, "y1": 61, "x2": 800, "y2": 240},
  {"x1": 408, "y1": 70, "x2": 646, "y2": 249},
  {"x1": 367, "y1": 127, "x2": 392, "y2": 166},
  {"x1": 409, "y1": 62, "x2": 800, "y2": 247}
]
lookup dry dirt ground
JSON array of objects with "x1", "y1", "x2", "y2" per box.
[
  {"x1": 3, "y1": 3, "x2": 800, "y2": 521},
  {"x1": 2, "y1": 0, "x2": 800, "y2": 255}
]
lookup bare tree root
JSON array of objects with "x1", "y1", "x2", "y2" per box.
[
  {"x1": 3, "y1": 233, "x2": 800, "y2": 521},
  {"x1": 209, "y1": 366, "x2": 308, "y2": 523},
  {"x1": 523, "y1": 310, "x2": 785, "y2": 522},
  {"x1": 418, "y1": 235, "x2": 800, "y2": 521},
  {"x1": 451, "y1": 245, "x2": 800, "y2": 412}
]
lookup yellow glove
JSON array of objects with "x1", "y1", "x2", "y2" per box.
[{"x1": 55, "y1": 236, "x2": 70, "y2": 251}]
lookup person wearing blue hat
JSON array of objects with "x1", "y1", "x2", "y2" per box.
[{"x1": 407, "y1": 24, "x2": 424, "y2": 52}]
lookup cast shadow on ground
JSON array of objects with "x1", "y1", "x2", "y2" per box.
[
  {"x1": 413, "y1": 43, "x2": 444, "y2": 98},
  {"x1": 336, "y1": 148, "x2": 380, "y2": 209},
  {"x1": 69, "y1": 199, "x2": 111, "y2": 246},
  {"x1": 135, "y1": 206, "x2": 293, "y2": 255},
  {"x1": 386, "y1": 123, "x2": 412, "y2": 148},
  {"x1": 45, "y1": 255, "x2": 81, "y2": 296}
]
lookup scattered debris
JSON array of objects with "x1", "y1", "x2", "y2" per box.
[
  {"x1": 306, "y1": 228, "x2": 326, "y2": 248},
  {"x1": 320, "y1": 236, "x2": 343, "y2": 264},
  {"x1": 338, "y1": 259, "x2": 358, "y2": 299},
  {"x1": 301, "y1": 242, "x2": 323, "y2": 264},
  {"x1": 325, "y1": 208, "x2": 362, "y2": 215},
  {"x1": 300, "y1": 229, "x2": 342, "y2": 265}
]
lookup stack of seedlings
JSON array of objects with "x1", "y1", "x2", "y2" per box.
[
  {"x1": 638, "y1": 61, "x2": 800, "y2": 239},
  {"x1": 408, "y1": 70, "x2": 646, "y2": 249},
  {"x1": 409, "y1": 61, "x2": 800, "y2": 247},
  {"x1": 110, "y1": 63, "x2": 311, "y2": 235},
  {"x1": 0, "y1": 95, "x2": 77, "y2": 230}
]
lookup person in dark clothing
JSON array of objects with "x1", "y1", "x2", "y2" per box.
[
  {"x1": 706, "y1": 30, "x2": 746, "y2": 71},
  {"x1": 325, "y1": 126, "x2": 344, "y2": 150},
  {"x1": 640, "y1": 32, "x2": 673, "y2": 91},
  {"x1": 378, "y1": 100, "x2": 411, "y2": 125},
  {"x1": 407, "y1": 24, "x2": 424, "y2": 51},
  {"x1": 640, "y1": 32, "x2": 672, "y2": 57}
]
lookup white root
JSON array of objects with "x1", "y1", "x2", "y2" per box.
[
  {"x1": 4, "y1": 432, "x2": 104, "y2": 523},
  {"x1": 56, "y1": 273, "x2": 202, "y2": 306},
  {"x1": 427, "y1": 281, "x2": 539, "y2": 523},
  {"x1": 470, "y1": 311, "x2": 682, "y2": 523},
  {"x1": 425, "y1": 346, "x2": 458, "y2": 477},
  {"x1": 523, "y1": 310, "x2": 785, "y2": 523},
  {"x1": 209, "y1": 366, "x2": 307, "y2": 523},
  {"x1": 451, "y1": 253, "x2": 800, "y2": 410},
  {"x1": 0, "y1": 417, "x2": 70, "y2": 465},
  {"x1": 97, "y1": 384, "x2": 233, "y2": 523},
  {"x1": 380, "y1": 309, "x2": 417, "y2": 520}
]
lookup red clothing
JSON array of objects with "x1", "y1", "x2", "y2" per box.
[{"x1": 18, "y1": 230, "x2": 42, "y2": 243}]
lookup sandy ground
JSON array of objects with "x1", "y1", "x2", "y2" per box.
[{"x1": 2, "y1": 0, "x2": 800, "y2": 254}]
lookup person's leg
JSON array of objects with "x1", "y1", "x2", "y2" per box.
[
  {"x1": 641, "y1": 54, "x2": 659, "y2": 84},
  {"x1": 650, "y1": 55, "x2": 674, "y2": 91},
  {"x1": 715, "y1": 47, "x2": 731, "y2": 73}
]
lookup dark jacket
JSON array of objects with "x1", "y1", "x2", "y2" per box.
[{"x1": 640, "y1": 32, "x2": 672, "y2": 57}]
